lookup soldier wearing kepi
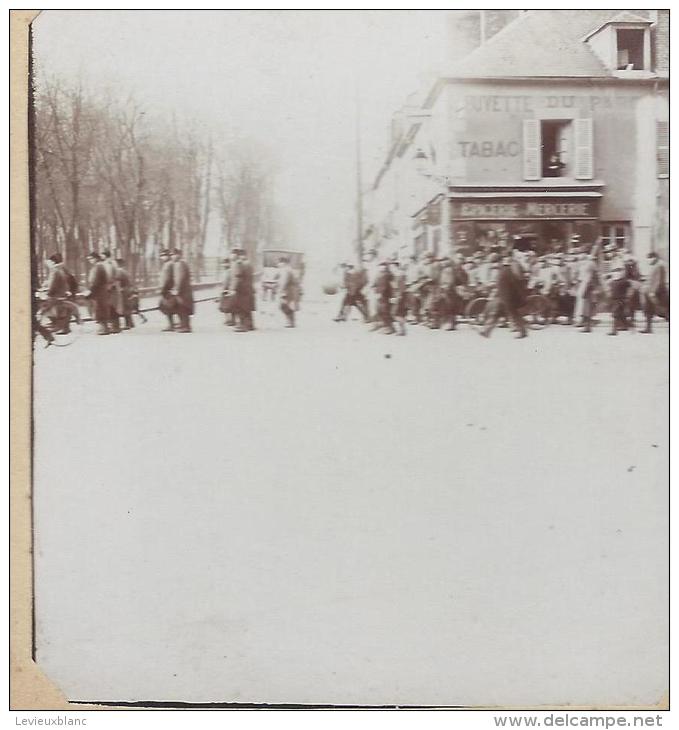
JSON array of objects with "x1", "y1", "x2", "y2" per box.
[
  {"x1": 333, "y1": 263, "x2": 352, "y2": 322},
  {"x1": 231, "y1": 247, "x2": 256, "y2": 332},
  {"x1": 171, "y1": 248, "x2": 194, "y2": 333},
  {"x1": 44, "y1": 253, "x2": 72, "y2": 334},
  {"x1": 574, "y1": 251, "x2": 599, "y2": 333},
  {"x1": 373, "y1": 260, "x2": 395, "y2": 334},
  {"x1": 607, "y1": 264, "x2": 631, "y2": 336},
  {"x1": 277, "y1": 255, "x2": 299, "y2": 328},
  {"x1": 101, "y1": 249, "x2": 122, "y2": 334},
  {"x1": 641, "y1": 251, "x2": 669, "y2": 334},
  {"x1": 335, "y1": 263, "x2": 370, "y2": 322},
  {"x1": 219, "y1": 257, "x2": 235, "y2": 326},
  {"x1": 479, "y1": 256, "x2": 528, "y2": 339},
  {"x1": 391, "y1": 260, "x2": 408, "y2": 336},
  {"x1": 115, "y1": 257, "x2": 135, "y2": 330},
  {"x1": 158, "y1": 248, "x2": 177, "y2": 332},
  {"x1": 85, "y1": 251, "x2": 111, "y2": 335}
]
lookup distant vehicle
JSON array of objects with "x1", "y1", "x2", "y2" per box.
[{"x1": 259, "y1": 248, "x2": 305, "y2": 301}]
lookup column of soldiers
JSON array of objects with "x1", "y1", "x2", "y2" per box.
[
  {"x1": 37, "y1": 239, "x2": 667, "y2": 343},
  {"x1": 43, "y1": 249, "x2": 140, "y2": 336},
  {"x1": 332, "y1": 242, "x2": 668, "y2": 338},
  {"x1": 37, "y1": 244, "x2": 305, "y2": 342},
  {"x1": 218, "y1": 247, "x2": 300, "y2": 331}
]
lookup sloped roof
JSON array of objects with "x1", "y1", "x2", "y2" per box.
[
  {"x1": 583, "y1": 11, "x2": 653, "y2": 41},
  {"x1": 445, "y1": 9, "x2": 653, "y2": 79}
]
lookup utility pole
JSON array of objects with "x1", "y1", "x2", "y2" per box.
[{"x1": 355, "y1": 77, "x2": 364, "y2": 262}]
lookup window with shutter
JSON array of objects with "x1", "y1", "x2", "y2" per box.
[
  {"x1": 523, "y1": 119, "x2": 540, "y2": 180},
  {"x1": 574, "y1": 119, "x2": 593, "y2": 179},
  {"x1": 657, "y1": 120, "x2": 669, "y2": 178}
]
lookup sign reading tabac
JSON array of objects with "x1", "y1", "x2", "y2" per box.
[{"x1": 451, "y1": 198, "x2": 598, "y2": 220}]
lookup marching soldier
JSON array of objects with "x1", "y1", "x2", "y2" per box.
[
  {"x1": 607, "y1": 264, "x2": 631, "y2": 335},
  {"x1": 405, "y1": 255, "x2": 423, "y2": 323},
  {"x1": 85, "y1": 251, "x2": 111, "y2": 335},
  {"x1": 372, "y1": 260, "x2": 395, "y2": 334},
  {"x1": 43, "y1": 253, "x2": 72, "y2": 334},
  {"x1": 171, "y1": 248, "x2": 194, "y2": 333},
  {"x1": 231, "y1": 247, "x2": 256, "y2": 332},
  {"x1": 334, "y1": 263, "x2": 369, "y2": 322},
  {"x1": 421, "y1": 253, "x2": 442, "y2": 327},
  {"x1": 641, "y1": 251, "x2": 669, "y2": 334},
  {"x1": 574, "y1": 252, "x2": 599, "y2": 333},
  {"x1": 277, "y1": 256, "x2": 299, "y2": 328},
  {"x1": 115, "y1": 257, "x2": 135, "y2": 330},
  {"x1": 158, "y1": 249, "x2": 177, "y2": 332},
  {"x1": 101, "y1": 249, "x2": 122, "y2": 334},
  {"x1": 433, "y1": 259, "x2": 454, "y2": 330},
  {"x1": 219, "y1": 257, "x2": 235, "y2": 326},
  {"x1": 333, "y1": 263, "x2": 352, "y2": 322},
  {"x1": 479, "y1": 257, "x2": 528, "y2": 339},
  {"x1": 391, "y1": 260, "x2": 408, "y2": 336},
  {"x1": 362, "y1": 249, "x2": 380, "y2": 324}
]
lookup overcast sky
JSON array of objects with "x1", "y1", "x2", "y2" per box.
[{"x1": 32, "y1": 10, "x2": 450, "y2": 267}]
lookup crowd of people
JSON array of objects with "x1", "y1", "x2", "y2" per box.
[
  {"x1": 35, "y1": 245, "x2": 302, "y2": 344},
  {"x1": 216, "y1": 248, "x2": 301, "y2": 331},
  {"x1": 333, "y1": 243, "x2": 669, "y2": 338},
  {"x1": 34, "y1": 239, "x2": 668, "y2": 346},
  {"x1": 35, "y1": 249, "x2": 144, "y2": 343}
]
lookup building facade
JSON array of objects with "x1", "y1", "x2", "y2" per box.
[{"x1": 367, "y1": 10, "x2": 669, "y2": 264}]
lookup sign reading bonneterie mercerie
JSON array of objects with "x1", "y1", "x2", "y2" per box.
[{"x1": 451, "y1": 199, "x2": 597, "y2": 220}]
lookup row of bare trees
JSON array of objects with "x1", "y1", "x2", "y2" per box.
[{"x1": 33, "y1": 77, "x2": 285, "y2": 286}]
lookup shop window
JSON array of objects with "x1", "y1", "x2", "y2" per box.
[
  {"x1": 601, "y1": 222, "x2": 631, "y2": 249},
  {"x1": 657, "y1": 121, "x2": 669, "y2": 178},
  {"x1": 616, "y1": 29, "x2": 645, "y2": 70}
]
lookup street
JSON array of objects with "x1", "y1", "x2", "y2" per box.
[{"x1": 33, "y1": 296, "x2": 669, "y2": 706}]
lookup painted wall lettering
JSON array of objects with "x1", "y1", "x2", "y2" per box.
[
  {"x1": 460, "y1": 203, "x2": 520, "y2": 218},
  {"x1": 546, "y1": 96, "x2": 575, "y2": 108},
  {"x1": 463, "y1": 94, "x2": 640, "y2": 114},
  {"x1": 524, "y1": 203, "x2": 589, "y2": 217},
  {"x1": 589, "y1": 95, "x2": 639, "y2": 110},
  {"x1": 458, "y1": 141, "x2": 520, "y2": 158},
  {"x1": 465, "y1": 96, "x2": 534, "y2": 113},
  {"x1": 453, "y1": 200, "x2": 593, "y2": 219}
]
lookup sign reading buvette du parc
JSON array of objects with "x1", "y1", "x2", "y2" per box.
[{"x1": 451, "y1": 197, "x2": 599, "y2": 220}]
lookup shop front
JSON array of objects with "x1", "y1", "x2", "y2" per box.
[{"x1": 448, "y1": 186, "x2": 603, "y2": 257}]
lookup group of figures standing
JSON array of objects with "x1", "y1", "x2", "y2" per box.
[
  {"x1": 39, "y1": 249, "x2": 143, "y2": 339},
  {"x1": 34, "y1": 240, "x2": 668, "y2": 346},
  {"x1": 217, "y1": 248, "x2": 301, "y2": 331},
  {"x1": 334, "y1": 245, "x2": 669, "y2": 338},
  {"x1": 35, "y1": 245, "x2": 302, "y2": 345}
]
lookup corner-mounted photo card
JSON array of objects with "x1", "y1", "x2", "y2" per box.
[{"x1": 11, "y1": 9, "x2": 669, "y2": 712}]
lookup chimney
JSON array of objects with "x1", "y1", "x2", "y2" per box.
[
  {"x1": 653, "y1": 9, "x2": 669, "y2": 77},
  {"x1": 445, "y1": 10, "x2": 522, "y2": 64}
]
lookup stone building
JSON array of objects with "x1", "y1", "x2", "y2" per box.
[{"x1": 367, "y1": 10, "x2": 669, "y2": 263}]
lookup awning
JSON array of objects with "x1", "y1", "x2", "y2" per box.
[{"x1": 448, "y1": 190, "x2": 602, "y2": 198}]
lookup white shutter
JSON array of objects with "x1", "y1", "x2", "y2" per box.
[
  {"x1": 523, "y1": 119, "x2": 540, "y2": 180},
  {"x1": 657, "y1": 120, "x2": 669, "y2": 178},
  {"x1": 574, "y1": 118, "x2": 594, "y2": 180}
]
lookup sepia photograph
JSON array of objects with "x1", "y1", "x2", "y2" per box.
[{"x1": 12, "y1": 7, "x2": 669, "y2": 713}]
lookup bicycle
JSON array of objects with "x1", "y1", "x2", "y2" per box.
[
  {"x1": 35, "y1": 295, "x2": 83, "y2": 347},
  {"x1": 465, "y1": 291, "x2": 553, "y2": 329}
]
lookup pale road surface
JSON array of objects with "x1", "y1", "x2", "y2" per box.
[{"x1": 33, "y1": 296, "x2": 669, "y2": 707}]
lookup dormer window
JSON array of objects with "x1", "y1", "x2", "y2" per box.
[
  {"x1": 583, "y1": 13, "x2": 652, "y2": 74},
  {"x1": 616, "y1": 28, "x2": 645, "y2": 70}
]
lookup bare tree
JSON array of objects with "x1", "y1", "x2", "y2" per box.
[{"x1": 33, "y1": 76, "x2": 284, "y2": 287}]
